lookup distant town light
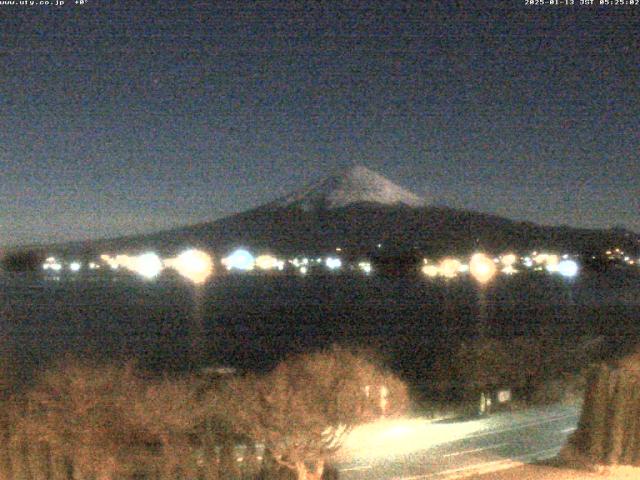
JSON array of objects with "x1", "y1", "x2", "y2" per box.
[
  {"x1": 358, "y1": 261, "x2": 372, "y2": 274},
  {"x1": 533, "y1": 253, "x2": 548, "y2": 265},
  {"x1": 69, "y1": 262, "x2": 81, "y2": 272},
  {"x1": 557, "y1": 260, "x2": 579, "y2": 278},
  {"x1": 132, "y1": 252, "x2": 163, "y2": 279},
  {"x1": 325, "y1": 257, "x2": 342, "y2": 270},
  {"x1": 469, "y1": 253, "x2": 497, "y2": 285},
  {"x1": 164, "y1": 249, "x2": 213, "y2": 284},
  {"x1": 255, "y1": 254, "x2": 280, "y2": 271},
  {"x1": 43, "y1": 259, "x2": 62, "y2": 272},
  {"x1": 222, "y1": 249, "x2": 255, "y2": 271},
  {"x1": 421, "y1": 265, "x2": 439, "y2": 278},
  {"x1": 502, "y1": 265, "x2": 518, "y2": 275},
  {"x1": 439, "y1": 258, "x2": 461, "y2": 279},
  {"x1": 546, "y1": 254, "x2": 559, "y2": 267},
  {"x1": 501, "y1": 254, "x2": 517, "y2": 267}
]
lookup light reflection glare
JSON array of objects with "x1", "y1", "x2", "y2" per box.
[
  {"x1": 164, "y1": 249, "x2": 213, "y2": 284},
  {"x1": 469, "y1": 253, "x2": 497, "y2": 284},
  {"x1": 338, "y1": 416, "x2": 489, "y2": 462}
]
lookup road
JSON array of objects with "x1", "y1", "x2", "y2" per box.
[{"x1": 335, "y1": 404, "x2": 580, "y2": 480}]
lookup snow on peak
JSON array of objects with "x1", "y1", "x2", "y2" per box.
[{"x1": 271, "y1": 165, "x2": 425, "y2": 211}]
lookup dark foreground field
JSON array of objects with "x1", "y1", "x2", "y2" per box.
[{"x1": 1, "y1": 269, "x2": 639, "y2": 390}]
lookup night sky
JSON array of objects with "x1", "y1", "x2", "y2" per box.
[{"x1": 1, "y1": 1, "x2": 638, "y2": 247}]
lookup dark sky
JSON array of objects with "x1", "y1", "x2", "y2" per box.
[{"x1": 1, "y1": 1, "x2": 638, "y2": 246}]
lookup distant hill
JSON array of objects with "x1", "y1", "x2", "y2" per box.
[{"x1": 9, "y1": 166, "x2": 640, "y2": 260}]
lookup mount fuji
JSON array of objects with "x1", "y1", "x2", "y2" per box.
[
  {"x1": 23, "y1": 166, "x2": 640, "y2": 260},
  {"x1": 268, "y1": 165, "x2": 425, "y2": 211}
]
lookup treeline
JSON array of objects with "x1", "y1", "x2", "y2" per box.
[
  {"x1": 0, "y1": 250, "x2": 45, "y2": 272},
  {"x1": 430, "y1": 335, "x2": 604, "y2": 406},
  {"x1": 0, "y1": 346, "x2": 408, "y2": 480}
]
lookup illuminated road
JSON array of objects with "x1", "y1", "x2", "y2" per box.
[{"x1": 336, "y1": 404, "x2": 580, "y2": 480}]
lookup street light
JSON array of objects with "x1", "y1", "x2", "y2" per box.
[
  {"x1": 469, "y1": 253, "x2": 498, "y2": 415},
  {"x1": 439, "y1": 258, "x2": 461, "y2": 279},
  {"x1": 557, "y1": 259, "x2": 579, "y2": 306},
  {"x1": 164, "y1": 249, "x2": 214, "y2": 285},
  {"x1": 164, "y1": 249, "x2": 215, "y2": 368},
  {"x1": 132, "y1": 252, "x2": 164, "y2": 279},
  {"x1": 469, "y1": 253, "x2": 497, "y2": 337}
]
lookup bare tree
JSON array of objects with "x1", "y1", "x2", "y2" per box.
[
  {"x1": 18, "y1": 360, "x2": 149, "y2": 480},
  {"x1": 216, "y1": 346, "x2": 408, "y2": 480},
  {"x1": 124, "y1": 375, "x2": 206, "y2": 480}
]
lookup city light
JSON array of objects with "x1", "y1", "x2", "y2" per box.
[
  {"x1": 557, "y1": 259, "x2": 579, "y2": 278},
  {"x1": 131, "y1": 252, "x2": 163, "y2": 279},
  {"x1": 254, "y1": 254, "x2": 280, "y2": 271},
  {"x1": 164, "y1": 249, "x2": 214, "y2": 284},
  {"x1": 325, "y1": 257, "x2": 342, "y2": 270},
  {"x1": 421, "y1": 264, "x2": 439, "y2": 278},
  {"x1": 439, "y1": 258, "x2": 461, "y2": 279},
  {"x1": 43, "y1": 257, "x2": 62, "y2": 272},
  {"x1": 222, "y1": 249, "x2": 255, "y2": 271},
  {"x1": 100, "y1": 253, "x2": 163, "y2": 279},
  {"x1": 545, "y1": 254, "x2": 560, "y2": 272},
  {"x1": 501, "y1": 254, "x2": 517, "y2": 266},
  {"x1": 69, "y1": 262, "x2": 81, "y2": 272},
  {"x1": 358, "y1": 261, "x2": 372, "y2": 274},
  {"x1": 501, "y1": 265, "x2": 518, "y2": 275},
  {"x1": 469, "y1": 253, "x2": 497, "y2": 284}
]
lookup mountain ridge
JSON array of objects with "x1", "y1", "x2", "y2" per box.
[
  {"x1": 4, "y1": 167, "x2": 639, "y2": 259},
  {"x1": 265, "y1": 165, "x2": 425, "y2": 211}
]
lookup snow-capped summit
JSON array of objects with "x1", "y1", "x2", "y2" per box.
[{"x1": 270, "y1": 165, "x2": 425, "y2": 211}]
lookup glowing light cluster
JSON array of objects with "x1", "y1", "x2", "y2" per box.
[
  {"x1": 132, "y1": 253, "x2": 163, "y2": 279},
  {"x1": 469, "y1": 253, "x2": 497, "y2": 284},
  {"x1": 69, "y1": 262, "x2": 82, "y2": 272},
  {"x1": 43, "y1": 257, "x2": 62, "y2": 272},
  {"x1": 325, "y1": 257, "x2": 342, "y2": 270},
  {"x1": 358, "y1": 261, "x2": 372, "y2": 274},
  {"x1": 557, "y1": 259, "x2": 579, "y2": 278},
  {"x1": 100, "y1": 252, "x2": 163, "y2": 279},
  {"x1": 222, "y1": 249, "x2": 255, "y2": 271},
  {"x1": 164, "y1": 249, "x2": 214, "y2": 284},
  {"x1": 438, "y1": 258, "x2": 462, "y2": 279},
  {"x1": 255, "y1": 254, "x2": 284, "y2": 271},
  {"x1": 291, "y1": 257, "x2": 310, "y2": 268},
  {"x1": 421, "y1": 264, "x2": 439, "y2": 278},
  {"x1": 501, "y1": 254, "x2": 517, "y2": 266},
  {"x1": 501, "y1": 265, "x2": 518, "y2": 275}
]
